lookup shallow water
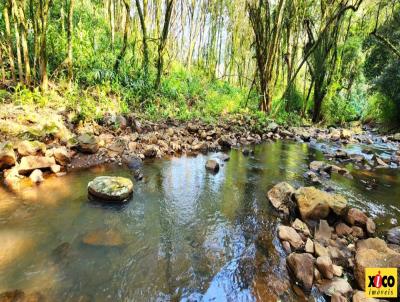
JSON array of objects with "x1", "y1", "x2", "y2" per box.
[{"x1": 0, "y1": 141, "x2": 399, "y2": 301}]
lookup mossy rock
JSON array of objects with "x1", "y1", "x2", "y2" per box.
[{"x1": 88, "y1": 176, "x2": 133, "y2": 202}]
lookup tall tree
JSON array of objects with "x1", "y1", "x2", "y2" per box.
[
  {"x1": 155, "y1": 0, "x2": 174, "y2": 89},
  {"x1": 247, "y1": 0, "x2": 287, "y2": 112}
]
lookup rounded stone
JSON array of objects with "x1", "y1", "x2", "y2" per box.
[{"x1": 88, "y1": 176, "x2": 133, "y2": 202}]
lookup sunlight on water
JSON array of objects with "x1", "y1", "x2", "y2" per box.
[{"x1": 0, "y1": 141, "x2": 399, "y2": 301}]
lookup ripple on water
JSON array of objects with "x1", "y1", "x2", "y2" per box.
[{"x1": 0, "y1": 141, "x2": 399, "y2": 300}]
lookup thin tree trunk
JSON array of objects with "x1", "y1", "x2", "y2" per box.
[
  {"x1": 114, "y1": 0, "x2": 129, "y2": 73},
  {"x1": 67, "y1": 0, "x2": 74, "y2": 87},
  {"x1": 155, "y1": 0, "x2": 174, "y2": 89},
  {"x1": 3, "y1": 4, "x2": 16, "y2": 82},
  {"x1": 135, "y1": 0, "x2": 149, "y2": 79},
  {"x1": 0, "y1": 45, "x2": 5, "y2": 82},
  {"x1": 12, "y1": 7, "x2": 24, "y2": 84}
]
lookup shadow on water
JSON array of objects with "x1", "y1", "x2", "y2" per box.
[{"x1": 0, "y1": 141, "x2": 399, "y2": 301}]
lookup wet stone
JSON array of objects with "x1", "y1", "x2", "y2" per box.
[
  {"x1": 88, "y1": 176, "x2": 133, "y2": 202},
  {"x1": 205, "y1": 159, "x2": 219, "y2": 173}
]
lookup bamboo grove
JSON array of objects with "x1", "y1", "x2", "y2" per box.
[{"x1": 0, "y1": 0, "x2": 399, "y2": 124}]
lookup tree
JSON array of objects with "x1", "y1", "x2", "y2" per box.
[
  {"x1": 155, "y1": 0, "x2": 174, "y2": 89},
  {"x1": 247, "y1": 0, "x2": 287, "y2": 112}
]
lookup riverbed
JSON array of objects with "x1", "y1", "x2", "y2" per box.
[{"x1": 0, "y1": 140, "x2": 399, "y2": 301}]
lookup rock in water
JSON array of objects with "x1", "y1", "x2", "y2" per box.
[
  {"x1": 0, "y1": 142, "x2": 16, "y2": 170},
  {"x1": 387, "y1": 226, "x2": 400, "y2": 245},
  {"x1": 205, "y1": 159, "x2": 219, "y2": 173},
  {"x1": 286, "y1": 253, "x2": 315, "y2": 291},
  {"x1": 82, "y1": 228, "x2": 124, "y2": 247},
  {"x1": 294, "y1": 187, "x2": 347, "y2": 220},
  {"x1": 267, "y1": 182, "x2": 295, "y2": 216},
  {"x1": 29, "y1": 169, "x2": 44, "y2": 183},
  {"x1": 88, "y1": 176, "x2": 133, "y2": 202},
  {"x1": 354, "y1": 238, "x2": 400, "y2": 289}
]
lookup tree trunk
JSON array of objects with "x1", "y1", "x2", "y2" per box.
[
  {"x1": 0, "y1": 45, "x2": 5, "y2": 82},
  {"x1": 3, "y1": 4, "x2": 16, "y2": 82},
  {"x1": 114, "y1": 0, "x2": 129, "y2": 73},
  {"x1": 155, "y1": 0, "x2": 174, "y2": 89},
  {"x1": 135, "y1": 0, "x2": 149, "y2": 79},
  {"x1": 11, "y1": 2, "x2": 24, "y2": 84}
]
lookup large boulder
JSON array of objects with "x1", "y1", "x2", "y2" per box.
[
  {"x1": 267, "y1": 182, "x2": 296, "y2": 215},
  {"x1": 88, "y1": 176, "x2": 133, "y2": 202},
  {"x1": 278, "y1": 226, "x2": 304, "y2": 250},
  {"x1": 0, "y1": 142, "x2": 16, "y2": 170},
  {"x1": 294, "y1": 187, "x2": 347, "y2": 220},
  {"x1": 77, "y1": 133, "x2": 99, "y2": 154},
  {"x1": 18, "y1": 156, "x2": 56, "y2": 174},
  {"x1": 354, "y1": 238, "x2": 400, "y2": 289},
  {"x1": 17, "y1": 140, "x2": 46, "y2": 156},
  {"x1": 286, "y1": 253, "x2": 315, "y2": 291}
]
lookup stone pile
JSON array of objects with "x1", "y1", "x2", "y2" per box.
[{"x1": 268, "y1": 182, "x2": 400, "y2": 301}]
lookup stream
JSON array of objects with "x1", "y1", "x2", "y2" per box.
[{"x1": 0, "y1": 140, "x2": 399, "y2": 301}]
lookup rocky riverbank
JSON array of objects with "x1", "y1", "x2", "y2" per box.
[
  {"x1": 267, "y1": 182, "x2": 400, "y2": 301},
  {"x1": 1, "y1": 106, "x2": 400, "y2": 192}
]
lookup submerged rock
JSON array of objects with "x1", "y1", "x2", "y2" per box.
[
  {"x1": 0, "y1": 142, "x2": 16, "y2": 170},
  {"x1": 88, "y1": 176, "x2": 133, "y2": 202},
  {"x1": 267, "y1": 182, "x2": 295, "y2": 215},
  {"x1": 205, "y1": 159, "x2": 219, "y2": 173},
  {"x1": 294, "y1": 187, "x2": 347, "y2": 220},
  {"x1": 0, "y1": 290, "x2": 46, "y2": 302},
  {"x1": 82, "y1": 228, "x2": 125, "y2": 247}
]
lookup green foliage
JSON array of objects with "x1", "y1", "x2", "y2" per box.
[{"x1": 362, "y1": 92, "x2": 399, "y2": 127}]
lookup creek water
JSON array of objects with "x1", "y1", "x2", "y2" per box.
[{"x1": 0, "y1": 141, "x2": 399, "y2": 301}]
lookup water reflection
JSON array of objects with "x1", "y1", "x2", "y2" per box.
[{"x1": 0, "y1": 141, "x2": 399, "y2": 301}]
